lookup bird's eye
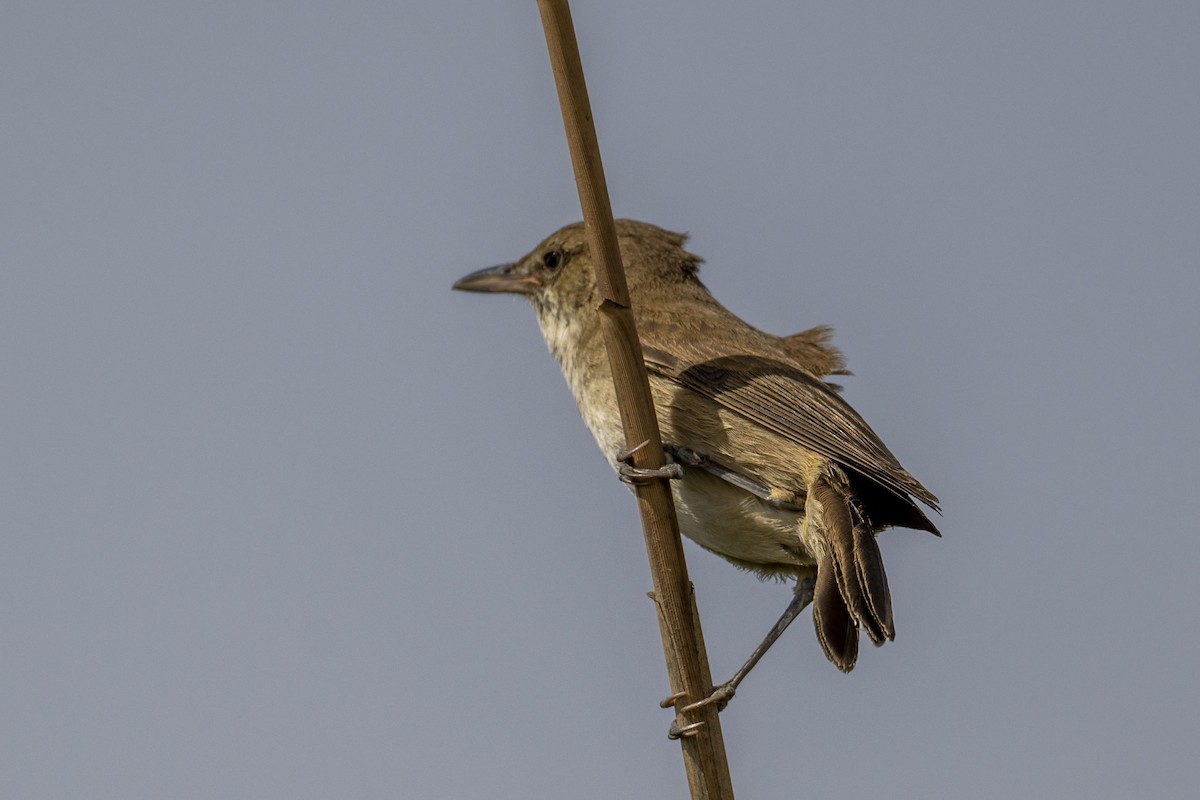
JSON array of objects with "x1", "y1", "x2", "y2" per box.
[{"x1": 542, "y1": 250, "x2": 564, "y2": 271}]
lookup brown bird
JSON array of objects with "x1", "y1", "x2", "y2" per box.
[{"x1": 454, "y1": 219, "x2": 939, "y2": 695}]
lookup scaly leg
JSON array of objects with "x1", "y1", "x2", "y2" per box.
[{"x1": 682, "y1": 576, "x2": 816, "y2": 714}]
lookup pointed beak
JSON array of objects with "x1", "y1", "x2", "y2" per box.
[{"x1": 452, "y1": 263, "x2": 542, "y2": 295}]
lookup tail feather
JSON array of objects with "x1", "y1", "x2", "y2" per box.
[
  {"x1": 811, "y1": 474, "x2": 895, "y2": 669},
  {"x1": 851, "y1": 503, "x2": 893, "y2": 644},
  {"x1": 812, "y1": 553, "x2": 858, "y2": 672}
]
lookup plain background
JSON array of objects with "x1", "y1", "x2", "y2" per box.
[{"x1": 4, "y1": 2, "x2": 1198, "y2": 797}]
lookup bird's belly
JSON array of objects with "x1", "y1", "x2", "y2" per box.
[
  {"x1": 568, "y1": 372, "x2": 814, "y2": 576},
  {"x1": 670, "y1": 469, "x2": 813, "y2": 577}
]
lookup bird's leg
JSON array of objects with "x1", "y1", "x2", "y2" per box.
[
  {"x1": 682, "y1": 576, "x2": 816, "y2": 714},
  {"x1": 616, "y1": 440, "x2": 685, "y2": 485},
  {"x1": 666, "y1": 445, "x2": 804, "y2": 512}
]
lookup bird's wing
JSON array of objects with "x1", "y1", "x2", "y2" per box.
[{"x1": 640, "y1": 344, "x2": 940, "y2": 513}]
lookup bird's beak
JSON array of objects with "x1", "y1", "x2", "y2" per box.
[{"x1": 452, "y1": 263, "x2": 542, "y2": 295}]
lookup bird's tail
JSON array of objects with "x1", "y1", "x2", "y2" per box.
[{"x1": 810, "y1": 474, "x2": 894, "y2": 672}]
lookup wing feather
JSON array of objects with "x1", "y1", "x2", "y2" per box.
[{"x1": 641, "y1": 345, "x2": 940, "y2": 513}]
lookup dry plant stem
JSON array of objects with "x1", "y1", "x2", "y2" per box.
[
  {"x1": 651, "y1": 589, "x2": 735, "y2": 798},
  {"x1": 535, "y1": 2, "x2": 733, "y2": 798}
]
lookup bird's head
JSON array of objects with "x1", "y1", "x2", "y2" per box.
[{"x1": 452, "y1": 219, "x2": 704, "y2": 317}]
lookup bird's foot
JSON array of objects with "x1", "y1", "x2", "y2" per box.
[
  {"x1": 616, "y1": 440, "x2": 684, "y2": 485},
  {"x1": 667, "y1": 579, "x2": 815, "y2": 733},
  {"x1": 659, "y1": 692, "x2": 708, "y2": 739},
  {"x1": 681, "y1": 682, "x2": 737, "y2": 715},
  {"x1": 658, "y1": 687, "x2": 732, "y2": 739},
  {"x1": 667, "y1": 719, "x2": 706, "y2": 740}
]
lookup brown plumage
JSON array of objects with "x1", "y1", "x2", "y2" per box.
[{"x1": 454, "y1": 219, "x2": 940, "y2": 674}]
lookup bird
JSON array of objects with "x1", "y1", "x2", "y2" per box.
[{"x1": 453, "y1": 219, "x2": 939, "y2": 689}]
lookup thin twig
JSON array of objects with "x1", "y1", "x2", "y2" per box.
[{"x1": 534, "y1": 2, "x2": 734, "y2": 798}]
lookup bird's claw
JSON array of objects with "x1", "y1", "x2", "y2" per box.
[
  {"x1": 616, "y1": 440, "x2": 684, "y2": 485},
  {"x1": 667, "y1": 719, "x2": 706, "y2": 740},
  {"x1": 619, "y1": 462, "x2": 684, "y2": 485},
  {"x1": 662, "y1": 687, "x2": 727, "y2": 739},
  {"x1": 682, "y1": 683, "x2": 736, "y2": 714}
]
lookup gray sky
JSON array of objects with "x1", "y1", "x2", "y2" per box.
[{"x1": 4, "y1": 2, "x2": 1198, "y2": 798}]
